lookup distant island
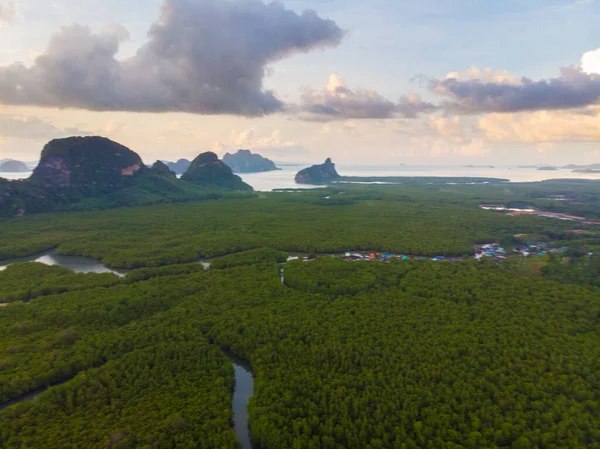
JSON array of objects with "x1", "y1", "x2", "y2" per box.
[
  {"x1": 223, "y1": 150, "x2": 279, "y2": 173},
  {"x1": 293, "y1": 159, "x2": 508, "y2": 186},
  {"x1": 166, "y1": 159, "x2": 191, "y2": 174},
  {"x1": 563, "y1": 163, "x2": 600, "y2": 170},
  {"x1": 572, "y1": 169, "x2": 600, "y2": 174},
  {"x1": 295, "y1": 158, "x2": 341, "y2": 185},
  {"x1": 537, "y1": 166, "x2": 558, "y2": 171},
  {"x1": 0, "y1": 136, "x2": 253, "y2": 217},
  {"x1": 340, "y1": 176, "x2": 508, "y2": 184},
  {"x1": 181, "y1": 152, "x2": 252, "y2": 190},
  {"x1": 461, "y1": 165, "x2": 495, "y2": 169},
  {"x1": 0, "y1": 160, "x2": 29, "y2": 173}
]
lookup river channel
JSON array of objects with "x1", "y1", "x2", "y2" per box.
[
  {"x1": 0, "y1": 250, "x2": 213, "y2": 275},
  {"x1": 0, "y1": 352, "x2": 255, "y2": 449},
  {"x1": 224, "y1": 352, "x2": 255, "y2": 449},
  {"x1": 0, "y1": 250, "x2": 128, "y2": 276},
  {"x1": 0, "y1": 386, "x2": 53, "y2": 412},
  {"x1": 0, "y1": 253, "x2": 254, "y2": 447}
]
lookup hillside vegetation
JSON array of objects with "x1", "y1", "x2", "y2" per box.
[{"x1": 0, "y1": 137, "x2": 253, "y2": 217}]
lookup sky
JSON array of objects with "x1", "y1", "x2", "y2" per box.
[{"x1": 0, "y1": 0, "x2": 599, "y2": 165}]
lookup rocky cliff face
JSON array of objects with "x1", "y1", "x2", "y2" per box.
[
  {"x1": 181, "y1": 152, "x2": 253, "y2": 191},
  {"x1": 223, "y1": 150, "x2": 278, "y2": 173},
  {"x1": 0, "y1": 160, "x2": 30, "y2": 173},
  {"x1": 295, "y1": 158, "x2": 341, "y2": 185},
  {"x1": 0, "y1": 137, "x2": 254, "y2": 217},
  {"x1": 30, "y1": 136, "x2": 144, "y2": 188}
]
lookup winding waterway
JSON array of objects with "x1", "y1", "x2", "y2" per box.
[
  {"x1": 0, "y1": 250, "x2": 128, "y2": 276},
  {"x1": 0, "y1": 250, "x2": 214, "y2": 275},
  {"x1": 224, "y1": 352, "x2": 255, "y2": 449},
  {"x1": 0, "y1": 386, "x2": 48, "y2": 411},
  {"x1": 0, "y1": 380, "x2": 71, "y2": 412},
  {"x1": 0, "y1": 250, "x2": 255, "y2": 447},
  {"x1": 0, "y1": 354, "x2": 256, "y2": 449}
]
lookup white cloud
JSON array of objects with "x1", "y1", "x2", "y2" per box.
[
  {"x1": 423, "y1": 135, "x2": 490, "y2": 158},
  {"x1": 232, "y1": 129, "x2": 300, "y2": 149},
  {"x1": 458, "y1": 139, "x2": 490, "y2": 156},
  {"x1": 427, "y1": 115, "x2": 467, "y2": 144},
  {"x1": 477, "y1": 106, "x2": 600, "y2": 143},
  {"x1": 442, "y1": 66, "x2": 522, "y2": 86},
  {"x1": 581, "y1": 48, "x2": 600, "y2": 75},
  {"x1": 225, "y1": 128, "x2": 308, "y2": 161},
  {"x1": 233, "y1": 129, "x2": 256, "y2": 147},
  {"x1": 0, "y1": 0, "x2": 16, "y2": 26}
]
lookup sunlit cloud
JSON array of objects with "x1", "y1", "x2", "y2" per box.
[
  {"x1": 581, "y1": 48, "x2": 600, "y2": 75},
  {"x1": 477, "y1": 106, "x2": 600, "y2": 143}
]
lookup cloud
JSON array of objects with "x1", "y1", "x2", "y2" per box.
[
  {"x1": 477, "y1": 106, "x2": 600, "y2": 143},
  {"x1": 431, "y1": 138, "x2": 489, "y2": 157},
  {"x1": 255, "y1": 144, "x2": 311, "y2": 160},
  {"x1": 0, "y1": 0, "x2": 344, "y2": 116},
  {"x1": 321, "y1": 121, "x2": 363, "y2": 137},
  {"x1": 581, "y1": 48, "x2": 600, "y2": 75},
  {"x1": 300, "y1": 74, "x2": 436, "y2": 121},
  {"x1": 234, "y1": 128, "x2": 300, "y2": 149},
  {"x1": 441, "y1": 67, "x2": 522, "y2": 86},
  {"x1": 300, "y1": 74, "x2": 397, "y2": 121},
  {"x1": 226, "y1": 128, "x2": 308, "y2": 159},
  {"x1": 396, "y1": 93, "x2": 438, "y2": 118},
  {"x1": 0, "y1": 0, "x2": 16, "y2": 26},
  {"x1": 431, "y1": 66, "x2": 600, "y2": 114},
  {"x1": 0, "y1": 113, "x2": 90, "y2": 140},
  {"x1": 232, "y1": 128, "x2": 298, "y2": 148},
  {"x1": 427, "y1": 115, "x2": 467, "y2": 144}
]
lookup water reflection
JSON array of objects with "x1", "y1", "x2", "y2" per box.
[
  {"x1": 0, "y1": 171, "x2": 33, "y2": 181},
  {"x1": 238, "y1": 166, "x2": 325, "y2": 192},
  {"x1": 0, "y1": 251, "x2": 127, "y2": 277},
  {"x1": 224, "y1": 352, "x2": 254, "y2": 449}
]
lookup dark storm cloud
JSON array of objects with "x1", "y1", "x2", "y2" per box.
[
  {"x1": 0, "y1": 0, "x2": 344, "y2": 116},
  {"x1": 432, "y1": 67, "x2": 600, "y2": 114}
]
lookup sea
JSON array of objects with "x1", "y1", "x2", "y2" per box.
[
  {"x1": 2, "y1": 164, "x2": 598, "y2": 192},
  {"x1": 240, "y1": 164, "x2": 600, "y2": 191}
]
